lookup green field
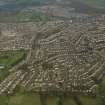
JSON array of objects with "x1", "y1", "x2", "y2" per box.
[
  {"x1": 0, "y1": 50, "x2": 26, "y2": 80},
  {"x1": 16, "y1": 11, "x2": 50, "y2": 22},
  {"x1": 0, "y1": 94, "x2": 77, "y2": 105},
  {"x1": 79, "y1": 96, "x2": 103, "y2": 105},
  {"x1": 0, "y1": 93, "x2": 104, "y2": 105},
  {"x1": 0, "y1": 93, "x2": 41, "y2": 105},
  {"x1": 47, "y1": 95, "x2": 61, "y2": 105},
  {"x1": 8, "y1": 93, "x2": 41, "y2": 105},
  {"x1": 0, "y1": 11, "x2": 50, "y2": 23},
  {"x1": 63, "y1": 96, "x2": 77, "y2": 105}
]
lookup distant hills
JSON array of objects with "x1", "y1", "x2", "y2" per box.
[
  {"x1": 0, "y1": 0, "x2": 48, "y2": 4},
  {"x1": 0, "y1": 0, "x2": 105, "y2": 12},
  {"x1": 0, "y1": 0, "x2": 105, "y2": 22},
  {"x1": 0, "y1": 0, "x2": 49, "y2": 11},
  {"x1": 78, "y1": 0, "x2": 105, "y2": 9}
]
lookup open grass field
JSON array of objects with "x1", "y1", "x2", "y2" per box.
[
  {"x1": 0, "y1": 93, "x2": 81, "y2": 105},
  {"x1": 63, "y1": 96, "x2": 77, "y2": 105},
  {"x1": 0, "y1": 93, "x2": 41, "y2": 105},
  {"x1": 0, "y1": 11, "x2": 50, "y2": 23},
  {"x1": 79, "y1": 96, "x2": 103, "y2": 105},
  {"x1": 0, "y1": 50, "x2": 26, "y2": 80},
  {"x1": 8, "y1": 93, "x2": 41, "y2": 105},
  {"x1": 47, "y1": 96, "x2": 58, "y2": 105},
  {"x1": 0, "y1": 93, "x2": 104, "y2": 105}
]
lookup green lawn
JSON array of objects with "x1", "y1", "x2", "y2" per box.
[
  {"x1": 0, "y1": 93, "x2": 41, "y2": 105},
  {"x1": 8, "y1": 93, "x2": 41, "y2": 105},
  {"x1": 79, "y1": 96, "x2": 103, "y2": 105},
  {"x1": 0, "y1": 50, "x2": 26, "y2": 80},
  {"x1": 0, "y1": 93, "x2": 105, "y2": 105},
  {"x1": 64, "y1": 97, "x2": 77, "y2": 105},
  {"x1": 47, "y1": 96, "x2": 58, "y2": 105},
  {"x1": 0, "y1": 95, "x2": 9, "y2": 105}
]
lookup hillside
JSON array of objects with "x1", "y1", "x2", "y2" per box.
[
  {"x1": 0, "y1": 0, "x2": 105, "y2": 13},
  {"x1": 78, "y1": 0, "x2": 105, "y2": 9}
]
